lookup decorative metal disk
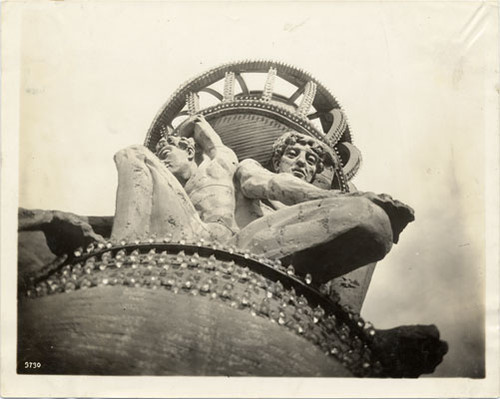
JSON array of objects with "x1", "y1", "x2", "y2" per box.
[{"x1": 145, "y1": 60, "x2": 363, "y2": 190}]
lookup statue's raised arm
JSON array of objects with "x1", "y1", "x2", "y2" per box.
[{"x1": 178, "y1": 115, "x2": 225, "y2": 159}]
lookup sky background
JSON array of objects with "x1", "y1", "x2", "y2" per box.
[{"x1": 15, "y1": 1, "x2": 498, "y2": 377}]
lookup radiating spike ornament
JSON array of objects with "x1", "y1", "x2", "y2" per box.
[
  {"x1": 297, "y1": 81, "x2": 317, "y2": 118},
  {"x1": 223, "y1": 71, "x2": 235, "y2": 102},
  {"x1": 324, "y1": 108, "x2": 347, "y2": 146},
  {"x1": 262, "y1": 67, "x2": 277, "y2": 101},
  {"x1": 186, "y1": 92, "x2": 200, "y2": 116}
]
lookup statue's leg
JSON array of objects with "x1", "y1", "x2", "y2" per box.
[
  {"x1": 232, "y1": 196, "x2": 393, "y2": 283},
  {"x1": 111, "y1": 146, "x2": 154, "y2": 241},
  {"x1": 145, "y1": 154, "x2": 211, "y2": 241},
  {"x1": 111, "y1": 145, "x2": 209, "y2": 242}
]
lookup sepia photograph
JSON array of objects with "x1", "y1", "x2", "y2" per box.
[{"x1": 1, "y1": 0, "x2": 499, "y2": 397}]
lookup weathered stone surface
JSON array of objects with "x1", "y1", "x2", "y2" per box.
[
  {"x1": 325, "y1": 263, "x2": 377, "y2": 312},
  {"x1": 348, "y1": 191, "x2": 415, "y2": 244},
  {"x1": 233, "y1": 157, "x2": 414, "y2": 283},
  {"x1": 15, "y1": 59, "x2": 446, "y2": 380},
  {"x1": 18, "y1": 211, "x2": 112, "y2": 278},
  {"x1": 111, "y1": 118, "x2": 238, "y2": 243},
  {"x1": 18, "y1": 208, "x2": 104, "y2": 255},
  {"x1": 234, "y1": 195, "x2": 394, "y2": 283},
  {"x1": 18, "y1": 209, "x2": 110, "y2": 291},
  {"x1": 372, "y1": 325, "x2": 449, "y2": 377},
  {"x1": 110, "y1": 128, "x2": 414, "y2": 286},
  {"x1": 86, "y1": 216, "x2": 113, "y2": 238},
  {"x1": 18, "y1": 287, "x2": 352, "y2": 376},
  {"x1": 18, "y1": 231, "x2": 59, "y2": 292}
]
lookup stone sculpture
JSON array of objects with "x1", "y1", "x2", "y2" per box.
[
  {"x1": 233, "y1": 131, "x2": 413, "y2": 283},
  {"x1": 111, "y1": 115, "x2": 238, "y2": 243},
  {"x1": 111, "y1": 117, "x2": 413, "y2": 284},
  {"x1": 17, "y1": 60, "x2": 447, "y2": 378}
]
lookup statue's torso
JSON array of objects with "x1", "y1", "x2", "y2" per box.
[{"x1": 185, "y1": 156, "x2": 238, "y2": 232}]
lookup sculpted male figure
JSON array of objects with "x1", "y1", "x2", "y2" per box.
[
  {"x1": 111, "y1": 115, "x2": 238, "y2": 242},
  {"x1": 232, "y1": 131, "x2": 414, "y2": 283}
]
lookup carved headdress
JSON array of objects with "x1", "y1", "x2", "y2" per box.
[{"x1": 145, "y1": 60, "x2": 362, "y2": 191}]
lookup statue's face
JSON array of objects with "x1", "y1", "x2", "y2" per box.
[
  {"x1": 277, "y1": 143, "x2": 319, "y2": 182},
  {"x1": 158, "y1": 136, "x2": 194, "y2": 178}
]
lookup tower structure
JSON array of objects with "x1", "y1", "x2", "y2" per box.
[{"x1": 17, "y1": 60, "x2": 447, "y2": 378}]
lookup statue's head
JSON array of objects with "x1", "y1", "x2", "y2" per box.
[
  {"x1": 155, "y1": 135, "x2": 196, "y2": 181},
  {"x1": 271, "y1": 132, "x2": 327, "y2": 183}
]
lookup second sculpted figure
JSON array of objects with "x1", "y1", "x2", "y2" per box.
[{"x1": 232, "y1": 131, "x2": 414, "y2": 283}]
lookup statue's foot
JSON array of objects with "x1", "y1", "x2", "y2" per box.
[{"x1": 372, "y1": 324, "x2": 448, "y2": 377}]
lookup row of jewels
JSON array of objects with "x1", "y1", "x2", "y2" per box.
[
  {"x1": 25, "y1": 237, "x2": 382, "y2": 377},
  {"x1": 75, "y1": 235, "x2": 319, "y2": 284}
]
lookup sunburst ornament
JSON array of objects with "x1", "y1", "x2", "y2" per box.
[{"x1": 145, "y1": 60, "x2": 362, "y2": 191}]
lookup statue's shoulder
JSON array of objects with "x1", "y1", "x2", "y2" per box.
[{"x1": 237, "y1": 158, "x2": 265, "y2": 172}]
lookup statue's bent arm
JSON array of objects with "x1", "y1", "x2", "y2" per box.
[
  {"x1": 190, "y1": 116, "x2": 225, "y2": 159},
  {"x1": 237, "y1": 159, "x2": 340, "y2": 206},
  {"x1": 183, "y1": 115, "x2": 238, "y2": 171}
]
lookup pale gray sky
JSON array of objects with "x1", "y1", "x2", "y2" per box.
[{"x1": 16, "y1": 1, "x2": 496, "y2": 377}]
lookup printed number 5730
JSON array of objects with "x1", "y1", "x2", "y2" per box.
[{"x1": 24, "y1": 362, "x2": 41, "y2": 369}]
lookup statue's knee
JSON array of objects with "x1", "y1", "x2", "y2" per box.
[
  {"x1": 353, "y1": 197, "x2": 393, "y2": 255},
  {"x1": 114, "y1": 145, "x2": 152, "y2": 165}
]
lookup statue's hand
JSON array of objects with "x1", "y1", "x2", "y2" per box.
[
  {"x1": 353, "y1": 192, "x2": 415, "y2": 243},
  {"x1": 178, "y1": 115, "x2": 200, "y2": 137},
  {"x1": 180, "y1": 115, "x2": 213, "y2": 142},
  {"x1": 193, "y1": 114, "x2": 206, "y2": 124},
  {"x1": 193, "y1": 115, "x2": 212, "y2": 136}
]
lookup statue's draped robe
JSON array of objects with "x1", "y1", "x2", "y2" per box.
[{"x1": 112, "y1": 145, "x2": 234, "y2": 243}]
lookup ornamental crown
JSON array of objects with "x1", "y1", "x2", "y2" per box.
[{"x1": 145, "y1": 60, "x2": 362, "y2": 191}]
